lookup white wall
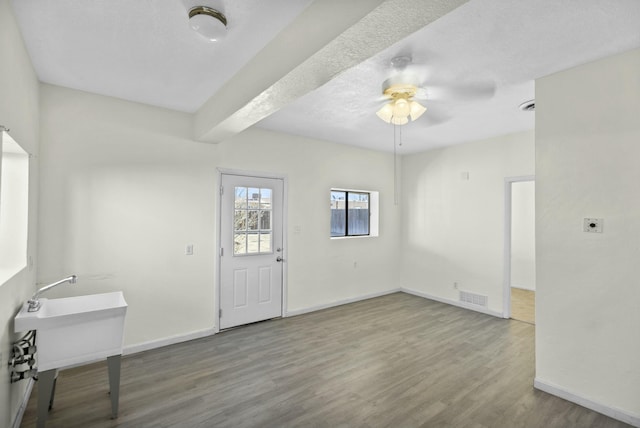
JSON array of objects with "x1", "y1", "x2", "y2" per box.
[
  {"x1": 39, "y1": 84, "x2": 220, "y2": 347},
  {"x1": 399, "y1": 131, "x2": 535, "y2": 315},
  {"x1": 510, "y1": 181, "x2": 535, "y2": 290},
  {"x1": 535, "y1": 48, "x2": 640, "y2": 423},
  {"x1": 0, "y1": 0, "x2": 40, "y2": 426},
  {"x1": 218, "y1": 128, "x2": 401, "y2": 312},
  {"x1": 38, "y1": 85, "x2": 400, "y2": 350}
]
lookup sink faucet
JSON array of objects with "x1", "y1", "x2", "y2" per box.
[{"x1": 27, "y1": 275, "x2": 77, "y2": 312}]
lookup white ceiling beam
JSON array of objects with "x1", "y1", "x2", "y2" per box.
[{"x1": 194, "y1": 0, "x2": 469, "y2": 143}]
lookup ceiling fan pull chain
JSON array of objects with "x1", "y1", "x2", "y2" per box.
[{"x1": 394, "y1": 124, "x2": 399, "y2": 206}]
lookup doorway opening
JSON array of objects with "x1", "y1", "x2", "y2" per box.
[{"x1": 503, "y1": 176, "x2": 535, "y2": 324}]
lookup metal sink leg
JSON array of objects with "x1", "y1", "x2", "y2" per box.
[{"x1": 107, "y1": 354, "x2": 122, "y2": 419}]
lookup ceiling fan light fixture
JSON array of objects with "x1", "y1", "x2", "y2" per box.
[
  {"x1": 392, "y1": 98, "x2": 411, "y2": 118},
  {"x1": 377, "y1": 96, "x2": 425, "y2": 124},
  {"x1": 189, "y1": 6, "x2": 227, "y2": 42},
  {"x1": 391, "y1": 116, "x2": 409, "y2": 126},
  {"x1": 376, "y1": 103, "x2": 394, "y2": 123},
  {"x1": 377, "y1": 82, "x2": 426, "y2": 125},
  {"x1": 409, "y1": 100, "x2": 426, "y2": 121}
]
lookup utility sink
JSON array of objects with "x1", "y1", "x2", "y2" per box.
[{"x1": 14, "y1": 292, "x2": 127, "y2": 371}]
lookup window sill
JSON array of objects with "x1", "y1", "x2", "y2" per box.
[
  {"x1": 330, "y1": 235, "x2": 377, "y2": 240},
  {"x1": 0, "y1": 265, "x2": 26, "y2": 287}
]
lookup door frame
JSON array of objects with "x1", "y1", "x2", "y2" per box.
[
  {"x1": 215, "y1": 168, "x2": 288, "y2": 332},
  {"x1": 502, "y1": 175, "x2": 535, "y2": 319}
]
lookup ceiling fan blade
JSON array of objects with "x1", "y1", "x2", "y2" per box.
[
  {"x1": 419, "y1": 81, "x2": 496, "y2": 102},
  {"x1": 417, "y1": 105, "x2": 451, "y2": 127}
]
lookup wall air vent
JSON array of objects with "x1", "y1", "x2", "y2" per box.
[{"x1": 459, "y1": 291, "x2": 488, "y2": 307}]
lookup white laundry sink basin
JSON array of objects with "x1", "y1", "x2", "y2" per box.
[{"x1": 14, "y1": 292, "x2": 127, "y2": 371}]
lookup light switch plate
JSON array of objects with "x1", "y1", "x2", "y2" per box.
[{"x1": 583, "y1": 218, "x2": 603, "y2": 233}]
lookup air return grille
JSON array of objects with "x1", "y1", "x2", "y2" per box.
[{"x1": 459, "y1": 291, "x2": 488, "y2": 307}]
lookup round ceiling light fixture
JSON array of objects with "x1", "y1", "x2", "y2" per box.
[{"x1": 189, "y1": 6, "x2": 227, "y2": 42}]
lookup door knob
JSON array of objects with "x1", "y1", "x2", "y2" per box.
[{"x1": 276, "y1": 256, "x2": 284, "y2": 262}]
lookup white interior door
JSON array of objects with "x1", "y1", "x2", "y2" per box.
[{"x1": 219, "y1": 174, "x2": 283, "y2": 329}]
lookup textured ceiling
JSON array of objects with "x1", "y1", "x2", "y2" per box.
[
  {"x1": 11, "y1": 0, "x2": 314, "y2": 112},
  {"x1": 258, "y1": 0, "x2": 640, "y2": 153},
  {"x1": 11, "y1": 0, "x2": 640, "y2": 153}
]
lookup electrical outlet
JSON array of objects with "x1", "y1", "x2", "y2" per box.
[
  {"x1": 453, "y1": 282, "x2": 459, "y2": 289},
  {"x1": 185, "y1": 244, "x2": 194, "y2": 255}
]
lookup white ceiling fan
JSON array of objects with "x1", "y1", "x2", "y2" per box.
[{"x1": 375, "y1": 55, "x2": 496, "y2": 127}]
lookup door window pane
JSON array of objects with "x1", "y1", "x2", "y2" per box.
[
  {"x1": 260, "y1": 188, "x2": 272, "y2": 210},
  {"x1": 247, "y1": 232, "x2": 259, "y2": 254},
  {"x1": 248, "y1": 188, "x2": 260, "y2": 209},
  {"x1": 260, "y1": 211, "x2": 271, "y2": 230},
  {"x1": 235, "y1": 187, "x2": 247, "y2": 209},
  {"x1": 247, "y1": 210, "x2": 258, "y2": 230},
  {"x1": 233, "y1": 186, "x2": 274, "y2": 255},
  {"x1": 234, "y1": 233, "x2": 246, "y2": 255},
  {"x1": 260, "y1": 233, "x2": 272, "y2": 253},
  {"x1": 234, "y1": 210, "x2": 247, "y2": 231}
]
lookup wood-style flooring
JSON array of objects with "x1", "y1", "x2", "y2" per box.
[
  {"x1": 510, "y1": 288, "x2": 536, "y2": 324},
  {"x1": 21, "y1": 292, "x2": 630, "y2": 428}
]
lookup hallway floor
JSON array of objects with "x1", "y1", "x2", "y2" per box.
[{"x1": 511, "y1": 287, "x2": 535, "y2": 324}]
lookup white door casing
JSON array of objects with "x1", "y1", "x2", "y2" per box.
[{"x1": 219, "y1": 174, "x2": 284, "y2": 329}]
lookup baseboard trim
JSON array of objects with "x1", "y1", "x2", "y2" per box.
[
  {"x1": 534, "y1": 378, "x2": 640, "y2": 427},
  {"x1": 123, "y1": 327, "x2": 217, "y2": 356},
  {"x1": 285, "y1": 288, "x2": 401, "y2": 317},
  {"x1": 401, "y1": 287, "x2": 503, "y2": 318},
  {"x1": 117, "y1": 290, "x2": 400, "y2": 354},
  {"x1": 11, "y1": 378, "x2": 34, "y2": 428}
]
